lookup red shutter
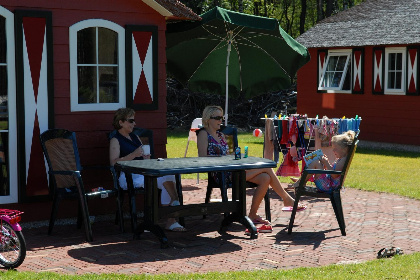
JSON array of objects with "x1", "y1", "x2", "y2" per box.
[
  {"x1": 317, "y1": 49, "x2": 328, "y2": 93},
  {"x1": 372, "y1": 47, "x2": 384, "y2": 95},
  {"x1": 125, "y1": 25, "x2": 158, "y2": 110},
  {"x1": 407, "y1": 46, "x2": 419, "y2": 96},
  {"x1": 15, "y1": 10, "x2": 54, "y2": 200},
  {"x1": 352, "y1": 48, "x2": 364, "y2": 94}
]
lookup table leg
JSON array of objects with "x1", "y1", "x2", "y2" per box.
[
  {"x1": 125, "y1": 172, "x2": 137, "y2": 233},
  {"x1": 134, "y1": 175, "x2": 169, "y2": 248},
  {"x1": 219, "y1": 170, "x2": 258, "y2": 239}
]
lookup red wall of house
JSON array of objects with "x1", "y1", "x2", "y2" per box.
[
  {"x1": 297, "y1": 47, "x2": 420, "y2": 145},
  {"x1": 3, "y1": 0, "x2": 170, "y2": 166}
]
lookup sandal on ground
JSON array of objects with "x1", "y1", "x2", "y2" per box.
[
  {"x1": 251, "y1": 215, "x2": 271, "y2": 225},
  {"x1": 282, "y1": 204, "x2": 307, "y2": 212},
  {"x1": 166, "y1": 222, "x2": 186, "y2": 232},
  {"x1": 290, "y1": 177, "x2": 299, "y2": 183},
  {"x1": 245, "y1": 224, "x2": 273, "y2": 235},
  {"x1": 257, "y1": 224, "x2": 273, "y2": 233},
  {"x1": 377, "y1": 247, "x2": 404, "y2": 259}
]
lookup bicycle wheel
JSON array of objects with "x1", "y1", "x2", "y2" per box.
[{"x1": 0, "y1": 221, "x2": 26, "y2": 269}]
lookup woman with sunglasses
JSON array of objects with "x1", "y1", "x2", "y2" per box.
[
  {"x1": 197, "y1": 106, "x2": 306, "y2": 230},
  {"x1": 110, "y1": 108, "x2": 186, "y2": 232}
]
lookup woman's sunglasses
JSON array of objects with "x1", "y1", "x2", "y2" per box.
[
  {"x1": 209, "y1": 116, "x2": 225, "y2": 121},
  {"x1": 125, "y1": 118, "x2": 136, "y2": 123}
]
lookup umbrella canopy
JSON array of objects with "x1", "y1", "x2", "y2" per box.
[{"x1": 166, "y1": 6, "x2": 310, "y2": 124}]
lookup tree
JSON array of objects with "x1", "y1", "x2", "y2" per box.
[{"x1": 300, "y1": 0, "x2": 307, "y2": 34}]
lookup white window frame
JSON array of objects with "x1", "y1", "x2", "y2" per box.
[
  {"x1": 69, "y1": 19, "x2": 126, "y2": 112},
  {"x1": 318, "y1": 49, "x2": 352, "y2": 93},
  {"x1": 384, "y1": 47, "x2": 406, "y2": 95},
  {"x1": 0, "y1": 6, "x2": 18, "y2": 203}
]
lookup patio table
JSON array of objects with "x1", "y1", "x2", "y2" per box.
[{"x1": 115, "y1": 155, "x2": 276, "y2": 248}]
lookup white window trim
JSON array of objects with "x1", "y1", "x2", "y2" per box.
[
  {"x1": 0, "y1": 6, "x2": 18, "y2": 203},
  {"x1": 318, "y1": 49, "x2": 352, "y2": 93},
  {"x1": 69, "y1": 19, "x2": 126, "y2": 112},
  {"x1": 384, "y1": 47, "x2": 406, "y2": 95}
]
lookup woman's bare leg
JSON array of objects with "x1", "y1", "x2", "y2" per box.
[
  {"x1": 162, "y1": 181, "x2": 179, "y2": 203},
  {"x1": 246, "y1": 172, "x2": 270, "y2": 220}
]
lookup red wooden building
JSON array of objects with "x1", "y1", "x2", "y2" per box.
[
  {"x1": 296, "y1": 0, "x2": 420, "y2": 145},
  {"x1": 0, "y1": 0, "x2": 199, "y2": 216}
]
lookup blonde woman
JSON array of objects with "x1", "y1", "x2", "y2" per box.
[{"x1": 197, "y1": 106, "x2": 306, "y2": 232}]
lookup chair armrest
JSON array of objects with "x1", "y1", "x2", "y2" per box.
[
  {"x1": 48, "y1": 170, "x2": 79, "y2": 176},
  {"x1": 302, "y1": 169, "x2": 342, "y2": 176}
]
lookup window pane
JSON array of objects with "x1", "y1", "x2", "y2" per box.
[
  {"x1": 0, "y1": 67, "x2": 6, "y2": 101},
  {"x1": 336, "y1": 56, "x2": 347, "y2": 71},
  {"x1": 77, "y1": 66, "x2": 97, "y2": 103},
  {"x1": 77, "y1": 28, "x2": 96, "y2": 64},
  {"x1": 342, "y1": 63, "x2": 351, "y2": 90},
  {"x1": 98, "y1": 28, "x2": 117, "y2": 64},
  {"x1": 388, "y1": 71, "x2": 395, "y2": 89},
  {"x1": 388, "y1": 53, "x2": 395, "y2": 70},
  {"x1": 395, "y1": 72, "x2": 402, "y2": 88},
  {"x1": 98, "y1": 66, "x2": 118, "y2": 103},
  {"x1": 0, "y1": 16, "x2": 5, "y2": 64},
  {"x1": 396, "y1": 53, "x2": 402, "y2": 70}
]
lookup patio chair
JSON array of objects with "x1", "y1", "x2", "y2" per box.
[
  {"x1": 109, "y1": 127, "x2": 184, "y2": 232},
  {"x1": 287, "y1": 131, "x2": 359, "y2": 236},
  {"x1": 40, "y1": 129, "x2": 119, "y2": 242},
  {"x1": 203, "y1": 126, "x2": 271, "y2": 222}
]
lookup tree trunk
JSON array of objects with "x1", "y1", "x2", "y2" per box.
[
  {"x1": 326, "y1": 0, "x2": 334, "y2": 17},
  {"x1": 299, "y1": 0, "x2": 307, "y2": 34},
  {"x1": 317, "y1": 0, "x2": 324, "y2": 22},
  {"x1": 238, "y1": 0, "x2": 243, "y2": 12}
]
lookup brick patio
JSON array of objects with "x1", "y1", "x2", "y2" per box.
[{"x1": 16, "y1": 179, "x2": 420, "y2": 275}]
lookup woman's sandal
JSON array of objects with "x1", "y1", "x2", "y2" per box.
[
  {"x1": 377, "y1": 247, "x2": 404, "y2": 259},
  {"x1": 282, "y1": 204, "x2": 307, "y2": 212},
  {"x1": 251, "y1": 215, "x2": 271, "y2": 225},
  {"x1": 166, "y1": 222, "x2": 187, "y2": 232}
]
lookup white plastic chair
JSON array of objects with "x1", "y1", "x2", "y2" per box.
[{"x1": 184, "y1": 118, "x2": 202, "y2": 183}]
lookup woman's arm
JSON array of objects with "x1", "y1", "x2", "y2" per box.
[
  {"x1": 109, "y1": 137, "x2": 144, "y2": 166},
  {"x1": 197, "y1": 130, "x2": 209, "y2": 157}
]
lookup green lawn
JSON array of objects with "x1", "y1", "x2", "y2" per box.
[{"x1": 2, "y1": 129, "x2": 420, "y2": 279}]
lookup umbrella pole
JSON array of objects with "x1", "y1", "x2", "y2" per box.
[{"x1": 225, "y1": 31, "x2": 233, "y2": 126}]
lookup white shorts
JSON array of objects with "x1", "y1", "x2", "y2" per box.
[{"x1": 118, "y1": 172, "x2": 176, "y2": 205}]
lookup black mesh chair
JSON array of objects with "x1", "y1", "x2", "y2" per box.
[
  {"x1": 203, "y1": 126, "x2": 271, "y2": 222},
  {"x1": 40, "y1": 129, "x2": 119, "y2": 242}
]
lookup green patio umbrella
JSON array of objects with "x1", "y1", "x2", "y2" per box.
[{"x1": 166, "y1": 6, "x2": 310, "y2": 125}]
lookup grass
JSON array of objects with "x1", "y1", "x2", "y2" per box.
[{"x1": 2, "y1": 129, "x2": 420, "y2": 279}]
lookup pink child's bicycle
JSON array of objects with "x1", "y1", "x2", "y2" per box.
[{"x1": 0, "y1": 209, "x2": 26, "y2": 269}]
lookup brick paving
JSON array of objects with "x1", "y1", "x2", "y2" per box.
[{"x1": 16, "y1": 179, "x2": 420, "y2": 275}]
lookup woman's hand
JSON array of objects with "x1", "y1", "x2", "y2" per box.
[{"x1": 132, "y1": 146, "x2": 144, "y2": 158}]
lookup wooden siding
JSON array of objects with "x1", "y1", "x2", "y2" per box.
[
  {"x1": 4, "y1": 0, "x2": 170, "y2": 165},
  {"x1": 297, "y1": 47, "x2": 420, "y2": 145}
]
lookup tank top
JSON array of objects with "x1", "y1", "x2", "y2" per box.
[
  {"x1": 207, "y1": 130, "x2": 229, "y2": 156},
  {"x1": 113, "y1": 131, "x2": 143, "y2": 160}
]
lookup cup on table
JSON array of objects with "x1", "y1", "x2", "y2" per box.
[{"x1": 142, "y1": 145, "x2": 151, "y2": 156}]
